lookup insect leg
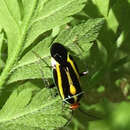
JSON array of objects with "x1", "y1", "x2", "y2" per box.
[
  {"x1": 63, "y1": 110, "x2": 74, "y2": 127},
  {"x1": 32, "y1": 51, "x2": 52, "y2": 89},
  {"x1": 79, "y1": 70, "x2": 88, "y2": 77},
  {"x1": 79, "y1": 107, "x2": 102, "y2": 120}
]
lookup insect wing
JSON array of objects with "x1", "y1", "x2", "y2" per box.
[{"x1": 50, "y1": 43, "x2": 83, "y2": 105}]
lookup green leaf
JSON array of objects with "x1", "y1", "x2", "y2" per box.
[
  {"x1": 52, "y1": 26, "x2": 60, "y2": 37},
  {"x1": 55, "y1": 18, "x2": 105, "y2": 56},
  {"x1": 116, "y1": 31, "x2": 125, "y2": 48},
  {"x1": 8, "y1": 18, "x2": 104, "y2": 84},
  {"x1": 106, "y1": 7, "x2": 119, "y2": 33},
  {"x1": 8, "y1": 36, "x2": 52, "y2": 84},
  {"x1": 0, "y1": 86, "x2": 69, "y2": 130},
  {"x1": 0, "y1": 0, "x2": 21, "y2": 57},
  {"x1": 0, "y1": 0, "x2": 86, "y2": 88},
  {"x1": 24, "y1": 0, "x2": 87, "y2": 50},
  {"x1": 93, "y1": 0, "x2": 110, "y2": 17}
]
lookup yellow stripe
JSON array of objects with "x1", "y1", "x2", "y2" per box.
[
  {"x1": 67, "y1": 53, "x2": 80, "y2": 81},
  {"x1": 73, "y1": 96, "x2": 77, "y2": 103},
  {"x1": 56, "y1": 63, "x2": 65, "y2": 99},
  {"x1": 65, "y1": 68, "x2": 73, "y2": 86},
  {"x1": 65, "y1": 68, "x2": 77, "y2": 96}
]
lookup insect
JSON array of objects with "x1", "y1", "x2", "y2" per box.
[
  {"x1": 50, "y1": 43, "x2": 87, "y2": 111},
  {"x1": 33, "y1": 43, "x2": 97, "y2": 127}
]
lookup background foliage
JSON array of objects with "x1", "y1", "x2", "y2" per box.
[{"x1": 0, "y1": 0, "x2": 130, "y2": 130}]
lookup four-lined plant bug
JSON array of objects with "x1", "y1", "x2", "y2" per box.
[
  {"x1": 33, "y1": 42, "x2": 97, "y2": 127},
  {"x1": 33, "y1": 42, "x2": 89, "y2": 126},
  {"x1": 50, "y1": 43, "x2": 87, "y2": 111}
]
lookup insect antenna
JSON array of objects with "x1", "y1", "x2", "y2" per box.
[
  {"x1": 64, "y1": 109, "x2": 74, "y2": 127},
  {"x1": 79, "y1": 107, "x2": 102, "y2": 120},
  {"x1": 70, "y1": 39, "x2": 89, "y2": 78}
]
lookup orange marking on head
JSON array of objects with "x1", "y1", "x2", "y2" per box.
[{"x1": 70, "y1": 103, "x2": 80, "y2": 110}]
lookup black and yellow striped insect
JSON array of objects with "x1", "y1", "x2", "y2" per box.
[
  {"x1": 50, "y1": 43, "x2": 87, "y2": 110},
  {"x1": 33, "y1": 42, "x2": 98, "y2": 127}
]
